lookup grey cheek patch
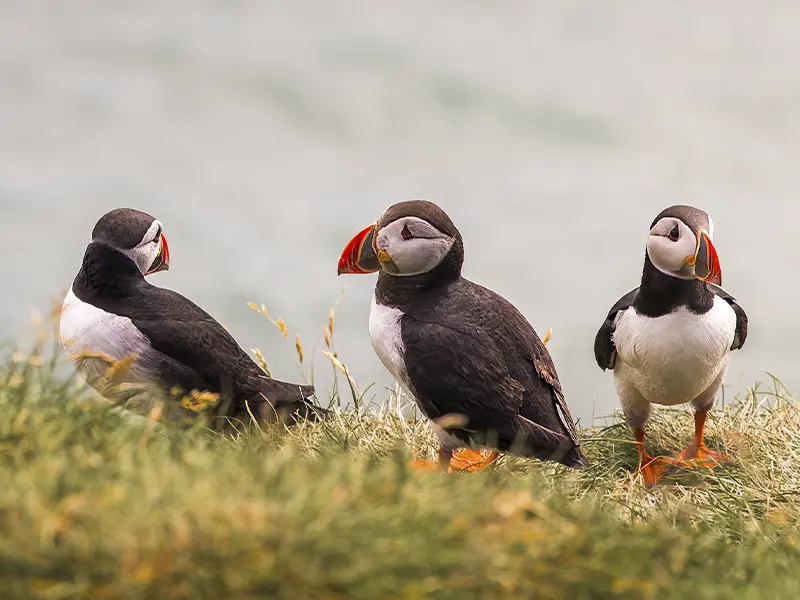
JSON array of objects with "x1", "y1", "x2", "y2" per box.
[{"x1": 381, "y1": 259, "x2": 401, "y2": 275}]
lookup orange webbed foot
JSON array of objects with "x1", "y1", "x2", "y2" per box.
[
  {"x1": 634, "y1": 456, "x2": 673, "y2": 488},
  {"x1": 669, "y1": 445, "x2": 730, "y2": 470},
  {"x1": 449, "y1": 449, "x2": 499, "y2": 472}
]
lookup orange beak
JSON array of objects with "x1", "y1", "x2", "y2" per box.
[
  {"x1": 693, "y1": 230, "x2": 721, "y2": 285},
  {"x1": 338, "y1": 224, "x2": 380, "y2": 275},
  {"x1": 145, "y1": 233, "x2": 170, "y2": 275}
]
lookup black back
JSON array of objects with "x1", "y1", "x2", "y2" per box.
[
  {"x1": 378, "y1": 274, "x2": 585, "y2": 467},
  {"x1": 73, "y1": 242, "x2": 319, "y2": 423}
]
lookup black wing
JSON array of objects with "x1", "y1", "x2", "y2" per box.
[
  {"x1": 399, "y1": 280, "x2": 585, "y2": 466},
  {"x1": 707, "y1": 283, "x2": 748, "y2": 351},
  {"x1": 402, "y1": 319, "x2": 575, "y2": 457},
  {"x1": 130, "y1": 285, "x2": 314, "y2": 408},
  {"x1": 594, "y1": 287, "x2": 639, "y2": 371}
]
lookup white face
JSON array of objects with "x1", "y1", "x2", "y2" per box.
[
  {"x1": 117, "y1": 220, "x2": 163, "y2": 275},
  {"x1": 375, "y1": 216, "x2": 455, "y2": 276},
  {"x1": 646, "y1": 216, "x2": 705, "y2": 280}
]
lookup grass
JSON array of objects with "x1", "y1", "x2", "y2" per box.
[{"x1": 3, "y1": 304, "x2": 800, "y2": 599}]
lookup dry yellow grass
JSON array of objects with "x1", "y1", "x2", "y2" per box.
[{"x1": 2, "y1": 300, "x2": 799, "y2": 598}]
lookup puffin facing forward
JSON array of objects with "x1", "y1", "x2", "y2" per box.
[
  {"x1": 60, "y1": 208, "x2": 322, "y2": 427},
  {"x1": 594, "y1": 205, "x2": 747, "y2": 487},
  {"x1": 338, "y1": 200, "x2": 587, "y2": 472}
]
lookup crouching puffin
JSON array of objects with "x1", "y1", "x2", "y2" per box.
[
  {"x1": 59, "y1": 208, "x2": 323, "y2": 427},
  {"x1": 594, "y1": 205, "x2": 747, "y2": 487},
  {"x1": 337, "y1": 200, "x2": 587, "y2": 472}
]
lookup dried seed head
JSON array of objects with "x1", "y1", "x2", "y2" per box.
[
  {"x1": 105, "y1": 354, "x2": 137, "y2": 382},
  {"x1": 276, "y1": 318, "x2": 288, "y2": 339},
  {"x1": 251, "y1": 348, "x2": 271, "y2": 376},
  {"x1": 148, "y1": 404, "x2": 163, "y2": 423},
  {"x1": 323, "y1": 326, "x2": 331, "y2": 349},
  {"x1": 323, "y1": 351, "x2": 345, "y2": 374},
  {"x1": 295, "y1": 335, "x2": 304, "y2": 363},
  {"x1": 433, "y1": 413, "x2": 470, "y2": 430},
  {"x1": 181, "y1": 390, "x2": 220, "y2": 413}
]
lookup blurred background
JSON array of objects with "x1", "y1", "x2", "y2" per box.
[{"x1": 1, "y1": 0, "x2": 797, "y2": 424}]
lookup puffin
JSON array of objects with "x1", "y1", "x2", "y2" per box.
[
  {"x1": 594, "y1": 205, "x2": 747, "y2": 487},
  {"x1": 337, "y1": 199, "x2": 587, "y2": 472},
  {"x1": 59, "y1": 208, "x2": 323, "y2": 427}
]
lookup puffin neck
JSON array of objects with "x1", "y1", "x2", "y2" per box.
[
  {"x1": 634, "y1": 253, "x2": 714, "y2": 316},
  {"x1": 73, "y1": 242, "x2": 144, "y2": 298},
  {"x1": 375, "y1": 241, "x2": 463, "y2": 307}
]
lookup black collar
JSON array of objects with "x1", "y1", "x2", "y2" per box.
[{"x1": 634, "y1": 253, "x2": 714, "y2": 316}]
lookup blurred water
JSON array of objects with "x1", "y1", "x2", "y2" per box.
[{"x1": 2, "y1": 0, "x2": 799, "y2": 423}]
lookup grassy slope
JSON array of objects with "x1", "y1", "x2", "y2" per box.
[{"x1": 3, "y1": 320, "x2": 800, "y2": 599}]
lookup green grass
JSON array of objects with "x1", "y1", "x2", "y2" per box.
[{"x1": 3, "y1": 312, "x2": 800, "y2": 599}]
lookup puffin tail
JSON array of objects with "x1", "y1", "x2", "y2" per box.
[
  {"x1": 270, "y1": 383, "x2": 330, "y2": 425},
  {"x1": 561, "y1": 443, "x2": 589, "y2": 469}
]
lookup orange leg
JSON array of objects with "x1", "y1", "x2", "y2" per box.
[
  {"x1": 633, "y1": 426, "x2": 671, "y2": 488},
  {"x1": 669, "y1": 411, "x2": 729, "y2": 468},
  {"x1": 408, "y1": 448, "x2": 499, "y2": 473}
]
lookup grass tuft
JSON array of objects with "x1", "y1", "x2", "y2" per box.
[{"x1": 2, "y1": 306, "x2": 800, "y2": 598}]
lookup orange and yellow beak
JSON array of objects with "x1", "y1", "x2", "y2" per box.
[
  {"x1": 692, "y1": 229, "x2": 721, "y2": 285},
  {"x1": 145, "y1": 233, "x2": 170, "y2": 275},
  {"x1": 338, "y1": 224, "x2": 381, "y2": 275}
]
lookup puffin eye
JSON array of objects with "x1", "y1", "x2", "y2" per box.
[
  {"x1": 401, "y1": 224, "x2": 414, "y2": 241},
  {"x1": 667, "y1": 224, "x2": 680, "y2": 242}
]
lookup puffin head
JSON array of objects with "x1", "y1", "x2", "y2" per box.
[
  {"x1": 91, "y1": 208, "x2": 170, "y2": 276},
  {"x1": 646, "y1": 204, "x2": 721, "y2": 285},
  {"x1": 337, "y1": 200, "x2": 463, "y2": 278}
]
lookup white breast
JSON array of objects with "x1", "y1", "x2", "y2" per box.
[
  {"x1": 60, "y1": 288, "x2": 152, "y2": 372},
  {"x1": 368, "y1": 293, "x2": 409, "y2": 387},
  {"x1": 368, "y1": 293, "x2": 469, "y2": 451},
  {"x1": 612, "y1": 295, "x2": 736, "y2": 406},
  {"x1": 369, "y1": 295, "x2": 482, "y2": 449}
]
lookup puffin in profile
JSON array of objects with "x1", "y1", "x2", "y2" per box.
[
  {"x1": 337, "y1": 200, "x2": 587, "y2": 472},
  {"x1": 594, "y1": 205, "x2": 747, "y2": 487},
  {"x1": 60, "y1": 208, "x2": 322, "y2": 426}
]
